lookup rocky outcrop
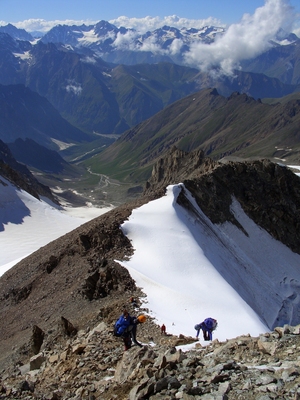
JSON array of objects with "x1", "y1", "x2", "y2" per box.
[
  {"x1": 145, "y1": 146, "x2": 217, "y2": 199},
  {"x1": 0, "y1": 139, "x2": 59, "y2": 204},
  {"x1": 1, "y1": 315, "x2": 300, "y2": 399},
  {"x1": 146, "y1": 147, "x2": 300, "y2": 254},
  {"x1": 183, "y1": 158, "x2": 300, "y2": 254}
]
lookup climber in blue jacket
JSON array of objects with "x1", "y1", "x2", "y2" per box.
[
  {"x1": 195, "y1": 318, "x2": 217, "y2": 341},
  {"x1": 114, "y1": 309, "x2": 146, "y2": 350}
]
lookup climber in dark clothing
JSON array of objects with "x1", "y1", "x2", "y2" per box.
[
  {"x1": 195, "y1": 318, "x2": 218, "y2": 341},
  {"x1": 124, "y1": 314, "x2": 146, "y2": 349},
  {"x1": 130, "y1": 296, "x2": 138, "y2": 307},
  {"x1": 114, "y1": 310, "x2": 146, "y2": 350}
]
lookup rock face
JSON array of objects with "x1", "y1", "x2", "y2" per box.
[
  {"x1": 1, "y1": 149, "x2": 300, "y2": 398},
  {"x1": 146, "y1": 147, "x2": 300, "y2": 254},
  {"x1": 0, "y1": 139, "x2": 58, "y2": 204}
]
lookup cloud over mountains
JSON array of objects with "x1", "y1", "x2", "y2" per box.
[
  {"x1": 184, "y1": 0, "x2": 296, "y2": 74},
  {"x1": 2, "y1": 15, "x2": 223, "y2": 34},
  {"x1": 1, "y1": 0, "x2": 299, "y2": 77}
]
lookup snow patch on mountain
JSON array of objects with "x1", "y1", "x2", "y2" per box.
[
  {"x1": 13, "y1": 50, "x2": 31, "y2": 60},
  {"x1": 78, "y1": 28, "x2": 102, "y2": 45}
]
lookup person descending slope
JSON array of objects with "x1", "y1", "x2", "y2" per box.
[
  {"x1": 129, "y1": 296, "x2": 138, "y2": 307},
  {"x1": 195, "y1": 318, "x2": 218, "y2": 341},
  {"x1": 114, "y1": 310, "x2": 146, "y2": 350}
]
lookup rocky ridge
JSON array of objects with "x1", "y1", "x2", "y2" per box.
[{"x1": 1, "y1": 149, "x2": 300, "y2": 398}]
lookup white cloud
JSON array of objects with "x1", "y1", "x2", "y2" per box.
[
  {"x1": 0, "y1": 15, "x2": 223, "y2": 35},
  {"x1": 1, "y1": 18, "x2": 97, "y2": 33},
  {"x1": 139, "y1": 35, "x2": 165, "y2": 54},
  {"x1": 111, "y1": 30, "x2": 184, "y2": 56},
  {"x1": 292, "y1": 16, "x2": 300, "y2": 36},
  {"x1": 111, "y1": 28, "x2": 184, "y2": 56},
  {"x1": 82, "y1": 56, "x2": 97, "y2": 64},
  {"x1": 110, "y1": 15, "x2": 224, "y2": 34},
  {"x1": 169, "y1": 38, "x2": 184, "y2": 55},
  {"x1": 65, "y1": 80, "x2": 82, "y2": 95},
  {"x1": 111, "y1": 30, "x2": 139, "y2": 51},
  {"x1": 184, "y1": 0, "x2": 295, "y2": 75}
]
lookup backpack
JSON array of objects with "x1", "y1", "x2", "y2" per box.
[
  {"x1": 114, "y1": 315, "x2": 130, "y2": 337},
  {"x1": 204, "y1": 318, "x2": 218, "y2": 331},
  {"x1": 113, "y1": 324, "x2": 121, "y2": 337}
]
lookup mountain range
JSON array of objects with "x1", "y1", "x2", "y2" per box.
[
  {"x1": 39, "y1": 20, "x2": 226, "y2": 65},
  {"x1": 0, "y1": 21, "x2": 299, "y2": 139},
  {"x1": 84, "y1": 88, "x2": 300, "y2": 185},
  {"x1": 0, "y1": 21, "x2": 300, "y2": 203}
]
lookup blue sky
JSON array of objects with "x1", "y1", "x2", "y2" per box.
[
  {"x1": 0, "y1": 0, "x2": 299, "y2": 27},
  {"x1": 0, "y1": 0, "x2": 282, "y2": 23}
]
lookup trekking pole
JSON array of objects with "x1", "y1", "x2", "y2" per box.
[{"x1": 185, "y1": 308, "x2": 193, "y2": 323}]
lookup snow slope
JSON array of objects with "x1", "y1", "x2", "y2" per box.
[
  {"x1": 119, "y1": 184, "x2": 300, "y2": 342},
  {"x1": 0, "y1": 176, "x2": 111, "y2": 276}
]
